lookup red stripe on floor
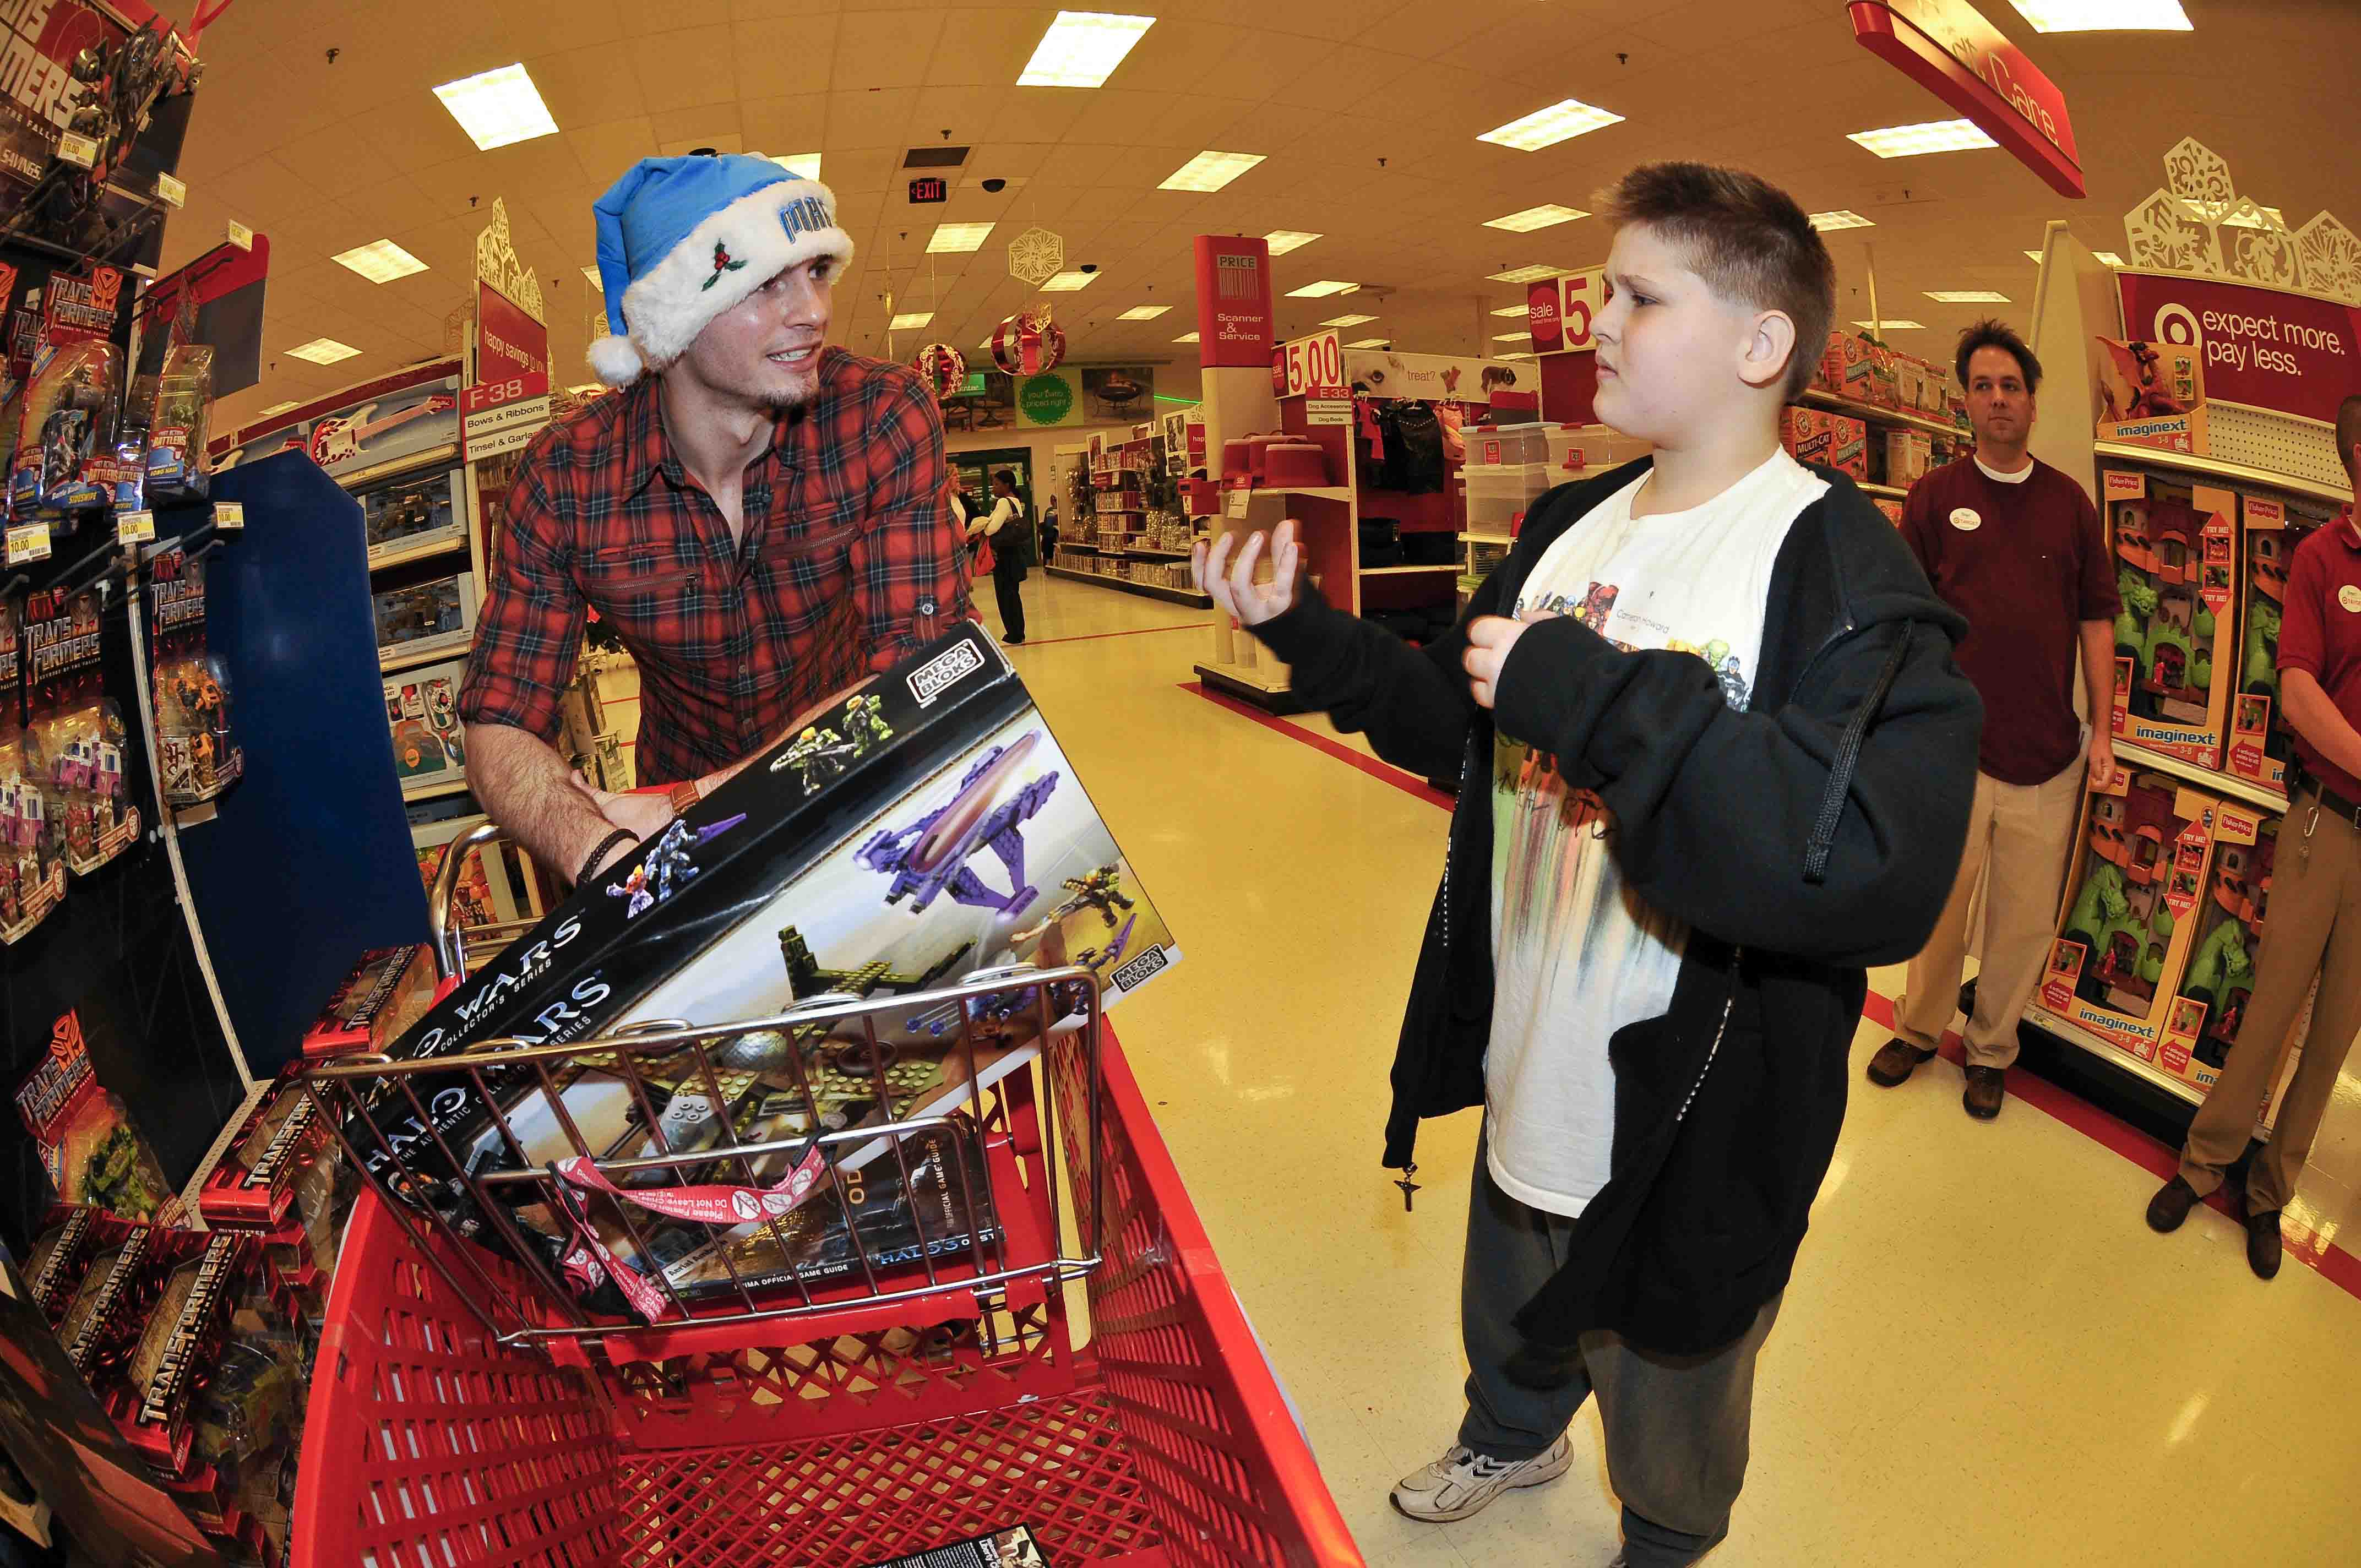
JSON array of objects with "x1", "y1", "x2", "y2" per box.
[
  {"x1": 1012, "y1": 622, "x2": 1214, "y2": 650},
  {"x1": 1194, "y1": 679, "x2": 2361, "y2": 1300},
  {"x1": 1182, "y1": 680, "x2": 1455, "y2": 809}
]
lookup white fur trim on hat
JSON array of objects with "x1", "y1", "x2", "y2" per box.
[{"x1": 600, "y1": 180, "x2": 854, "y2": 386}]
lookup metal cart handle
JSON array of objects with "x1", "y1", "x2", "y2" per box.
[{"x1": 427, "y1": 819, "x2": 510, "y2": 981}]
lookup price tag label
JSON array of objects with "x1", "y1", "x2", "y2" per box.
[
  {"x1": 116, "y1": 511, "x2": 155, "y2": 545},
  {"x1": 1225, "y1": 489, "x2": 1250, "y2": 520},
  {"x1": 6, "y1": 524, "x2": 50, "y2": 565},
  {"x1": 211, "y1": 501, "x2": 244, "y2": 532},
  {"x1": 55, "y1": 130, "x2": 97, "y2": 168},
  {"x1": 155, "y1": 172, "x2": 185, "y2": 207},
  {"x1": 1307, "y1": 387, "x2": 1352, "y2": 426},
  {"x1": 227, "y1": 220, "x2": 253, "y2": 251}
]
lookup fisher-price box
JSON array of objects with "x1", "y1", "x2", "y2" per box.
[
  {"x1": 2102, "y1": 467, "x2": 2239, "y2": 770},
  {"x1": 2041, "y1": 771, "x2": 2221, "y2": 1064},
  {"x1": 2225, "y1": 492, "x2": 2333, "y2": 802}
]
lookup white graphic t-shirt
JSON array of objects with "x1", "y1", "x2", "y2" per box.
[{"x1": 1486, "y1": 449, "x2": 1829, "y2": 1217}]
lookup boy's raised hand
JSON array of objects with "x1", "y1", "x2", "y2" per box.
[
  {"x1": 1463, "y1": 615, "x2": 1539, "y2": 709},
  {"x1": 1192, "y1": 520, "x2": 1301, "y2": 627}
]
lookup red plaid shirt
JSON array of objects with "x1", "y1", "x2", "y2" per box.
[{"x1": 460, "y1": 349, "x2": 971, "y2": 785}]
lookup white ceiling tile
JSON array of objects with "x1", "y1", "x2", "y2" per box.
[
  {"x1": 733, "y1": 16, "x2": 842, "y2": 99},
  {"x1": 631, "y1": 26, "x2": 737, "y2": 115},
  {"x1": 567, "y1": 118, "x2": 660, "y2": 188}
]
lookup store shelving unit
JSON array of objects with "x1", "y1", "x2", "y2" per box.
[
  {"x1": 1799, "y1": 385, "x2": 1962, "y2": 442},
  {"x1": 1059, "y1": 425, "x2": 1211, "y2": 607},
  {"x1": 1044, "y1": 565, "x2": 1211, "y2": 608},
  {"x1": 2000, "y1": 219, "x2": 2353, "y2": 1146}
]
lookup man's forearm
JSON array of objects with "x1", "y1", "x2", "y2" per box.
[
  {"x1": 2079, "y1": 619, "x2": 2116, "y2": 721},
  {"x1": 464, "y1": 722, "x2": 626, "y2": 883},
  {"x1": 2284, "y1": 670, "x2": 2361, "y2": 785}
]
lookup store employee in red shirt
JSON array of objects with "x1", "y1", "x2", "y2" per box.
[
  {"x1": 1870, "y1": 320, "x2": 2119, "y2": 1120},
  {"x1": 460, "y1": 154, "x2": 968, "y2": 889},
  {"x1": 2148, "y1": 394, "x2": 2361, "y2": 1280}
]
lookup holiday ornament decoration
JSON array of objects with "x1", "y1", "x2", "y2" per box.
[
  {"x1": 912, "y1": 342, "x2": 967, "y2": 399},
  {"x1": 991, "y1": 305, "x2": 1067, "y2": 376}
]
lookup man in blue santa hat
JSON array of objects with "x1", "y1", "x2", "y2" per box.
[{"x1": 459, "y1": 153, "x2": 971, "y2": 891}]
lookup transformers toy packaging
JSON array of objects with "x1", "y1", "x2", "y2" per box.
[
  {"x1": 149, "y1": 547, "x2": 242, "y2": 805},
  {"x1": 143, "y1": 344, "x2": 215, "y2": 503},
  {"x1": 7, "y1": 337, "x2": 121, "y2": 520},
  {"x1": 25, "y1": 587, "x2": 138, "y2": 874},
  {"x1": 0, "y1": 602, "x2": 66, "y2": 944},
  {"x1": 14, "y1": 1007, "x2": 183, "y2": 1225}
]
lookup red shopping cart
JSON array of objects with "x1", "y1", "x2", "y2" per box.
[{"x1": 292, "y1": 865, "x2": 1361, "y2": 1567}]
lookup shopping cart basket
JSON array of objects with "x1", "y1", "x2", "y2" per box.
[{"x1": 293, "y1": 895, "x2": 1360, "y2": 1565}]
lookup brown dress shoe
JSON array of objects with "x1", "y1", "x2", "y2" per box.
[
  {"x1": 1867, "y1": 1037, "x2": 1937, "y2": 1087},
  {"x1": 2245, "y1": 1207, "x2": 2283, "y2": 1280},
  {"x1": 1962, "y1": 1064, "x2": 2006, "y2": 1119},
  {"x1": 2146, "y1": 1174, "x2": 2199, "y2": 1232}
]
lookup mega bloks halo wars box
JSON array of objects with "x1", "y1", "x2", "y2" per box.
[{"x1": 345, "y1": 624, "x2": 1179, "y2": 1304}]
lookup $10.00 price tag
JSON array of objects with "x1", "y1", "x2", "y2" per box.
[
  {"x1": 6, "y1": 524, "x2": 51, "y2": 565},
  {"x1": 211, "y1": 501, "x2": 244, "y2": 532},
  {"x1": 56, "y1": 130, "x2": 98, "y2": 168},
  {"x1": 116, "y1": 511, "x2": 155, "y2": 545}
]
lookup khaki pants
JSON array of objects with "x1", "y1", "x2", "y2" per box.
[
  {"x1": 2179, "y1": 793, "x2": 2361, "y2": 1212},
  {"x1": 1897, "y1": 761, "x2": 2086, "y2": 1070}
]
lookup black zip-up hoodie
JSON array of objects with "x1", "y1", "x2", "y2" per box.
[{"x1": 1249, "y1": 455, "x2": 1983, "y2": 1356}]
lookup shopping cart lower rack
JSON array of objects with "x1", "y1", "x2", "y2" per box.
[{"x1": 292, "y1": 964, "x2": 1360, "y2": 1567}]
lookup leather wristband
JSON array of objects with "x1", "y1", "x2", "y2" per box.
[
  {"x1": 576, "y1": 827, "x2": 635, "y2": 888},
  {"x1": 668, "y1": 778, "x2": 701, "y2": 815}
]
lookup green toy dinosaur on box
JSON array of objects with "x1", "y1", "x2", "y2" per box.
[
  {"x1": 2114, "y1": 569, "x2": 2157, "y2": 684},
  {"x1": 2181, "y1": 916, "x2": 2254, "y2": 1009},
  {"x1": 2243, "y1": 600, "x2": 2282, "y2": 698}
]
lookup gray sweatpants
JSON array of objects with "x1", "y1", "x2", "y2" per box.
[{"x1": 1460, "y1": 1131, "x2": 1783, "y2": 1567}]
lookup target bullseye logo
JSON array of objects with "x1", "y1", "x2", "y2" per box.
[{"x1": 2154, "y1": 303, "x2": 2200, "y2": 350}]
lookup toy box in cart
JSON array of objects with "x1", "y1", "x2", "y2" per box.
[
  {"x1": 346, "y1": 624, "x2": 1180, "y2": 1305},
  {"x1": 2041, "y1": 771, "x2": 2223, "y2": 1063},
  {"x1": 2103, "y1": 468, "x2": 2238, "y2": 770}
]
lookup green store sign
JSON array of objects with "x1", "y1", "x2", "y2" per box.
[{"x1": 1018, "y1": 373, "x2": 1076, "y2": 426}]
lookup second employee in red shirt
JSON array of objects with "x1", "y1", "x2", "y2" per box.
[{"x1": 460, "y1": 154, "x2": 969, "y2": 891}]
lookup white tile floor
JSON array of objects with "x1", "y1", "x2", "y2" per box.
[{"x1": 989, "y1": 571, "x2": 2361, "y2": 1567}]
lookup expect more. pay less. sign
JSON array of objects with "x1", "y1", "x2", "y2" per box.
[{"x1": 2119, "y1": 271, "x2": 2359, "y2": 426}]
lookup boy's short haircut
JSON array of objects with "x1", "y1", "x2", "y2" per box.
[
  {"x1": 1954, "y1": 319, "x2": 2043, "y2": 393},
  {"x1": 1596, "y1": 162, "x2": 1837, "y2": 400}
]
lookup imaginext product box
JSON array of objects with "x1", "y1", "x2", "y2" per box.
[
  {"x1": 2103, "y1": 467, "x2": 2238, "y2": 770},
  {"x1": 2225, "y1": 493, "x2": 2332, "y2": 801},
  {"x1": 2157, "y1": 801, "x2": 2276, "y2": 1093},
  {"x1": 1781, "y1": 406, "x2": 1867, "y2": 479},
  {"x1": 2042, "y1": 771, "x2": 2222, "y2": 1064},
  {"x1": 2093, "y1": 338, "x2": 2208, "y2": 455}
]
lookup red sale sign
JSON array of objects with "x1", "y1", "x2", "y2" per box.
[
  {"x1": 1849, "y1": 0, "x2": 2082, "y2": 198},
  {"x1": 477, "y1": 281, "x2": 550, "y2": 387},
  {"x1": 2118, "y1": 271, "x2": 2361, "y2": 426},
  {"x1": 1527, "y1": 282, "x2": 1564, "y2": 353}
]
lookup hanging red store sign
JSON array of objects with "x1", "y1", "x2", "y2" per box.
[
  {"x1": 1848, "y1": 0, "x2": 2083, "y2": 199},
  {"x1": 1191, "y1": 235, "x2": 1274, "y2": 371}
]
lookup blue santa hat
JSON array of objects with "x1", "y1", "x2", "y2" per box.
[{"x1": 587, "y1": 153, "x2": 855, "y2": 387}]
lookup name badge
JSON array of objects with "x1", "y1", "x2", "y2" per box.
[
  {"x1": 1950, "y1": 508, "x2": 1981, "y2": 532},
  {"x1": 2340, "y1": 584, "x2": 2361, "y2": 614}
]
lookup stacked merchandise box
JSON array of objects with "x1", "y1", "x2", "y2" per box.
[
  {"x1": 2226, "y1": 493, "x2": 2335, "y2": 799},
  {"x1": 2041, "y1": 770, "x2": 2221, "y2": 1066},
  {"x1": 2093, "y1": 337, "x2": 2207, "y2": 456},
  {"x1": 346, "y1": 625, "x2": 1183, "y2": 1319},
  {"x1": 2102, "y1": 467, "x2": 2238, "y2": 769},
  {"x1": 2158, "y1": 802, "x2": 2292, "y2": 1096},
  {"x1": 1780, "y1": 406, "x2": 1867, "y2": 480}
]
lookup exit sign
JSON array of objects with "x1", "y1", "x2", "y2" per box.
[{"x1": 908, "y1": 177, "x2": 948, "y2": 204}]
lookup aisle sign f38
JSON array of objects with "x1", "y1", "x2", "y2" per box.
[{"x1": 1849, "y1": 0, "x2": 2082, "y2": 199}]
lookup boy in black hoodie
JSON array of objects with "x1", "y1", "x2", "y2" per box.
[{"x1": 1195, "y1": 165, "x2": 1981, "y2": 1564}]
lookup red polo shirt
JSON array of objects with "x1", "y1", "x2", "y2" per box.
[
  {"x1": 2276, "y1": 505, "x2": 2361, "y2": 802},
  {"x1": 1901, "y1": 456, "x2": 2119, "y2": 784}
]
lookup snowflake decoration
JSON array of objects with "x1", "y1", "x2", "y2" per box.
[
  {"x1": 2295, "y1": 214, "x2": 2361, "y2": 303},
  {"x1": 2125, "y1": 188, "x2": 2217, "y2": 276},
  {"x1": 2162, "y1": 136, "x2": 2236, "y2": 224},
  {"x1": 1007, "y1": 226, "x2": 1065, "y2": 287},
  {"x1": 2124, "y1": 138, "x2": 2359, "y2": 305}
]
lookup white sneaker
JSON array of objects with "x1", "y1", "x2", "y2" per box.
[{"x1": 1389, "y1": 1434, "x2": 1573, "y2": 1522}]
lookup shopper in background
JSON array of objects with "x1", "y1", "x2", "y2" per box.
[
  {"x1": 966, "y1": 468, "x2": 1030, "y2": 645},
  {"x1": 459, "y1": 154, "x2": 968, "y2": 891},
  {"x1": 1195, "y1": 162, "x2": 1979, "y2": 1565},
  {"x1": 1869, "y1": 320, "x2": 2119, "y2": 1120},
  {"x1": 2147, "y1": 394, "x2": 2361, "y2": 1280},
  {"x1": 1040, "y1": 495, "x2": 1062, "y2": 564}
]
